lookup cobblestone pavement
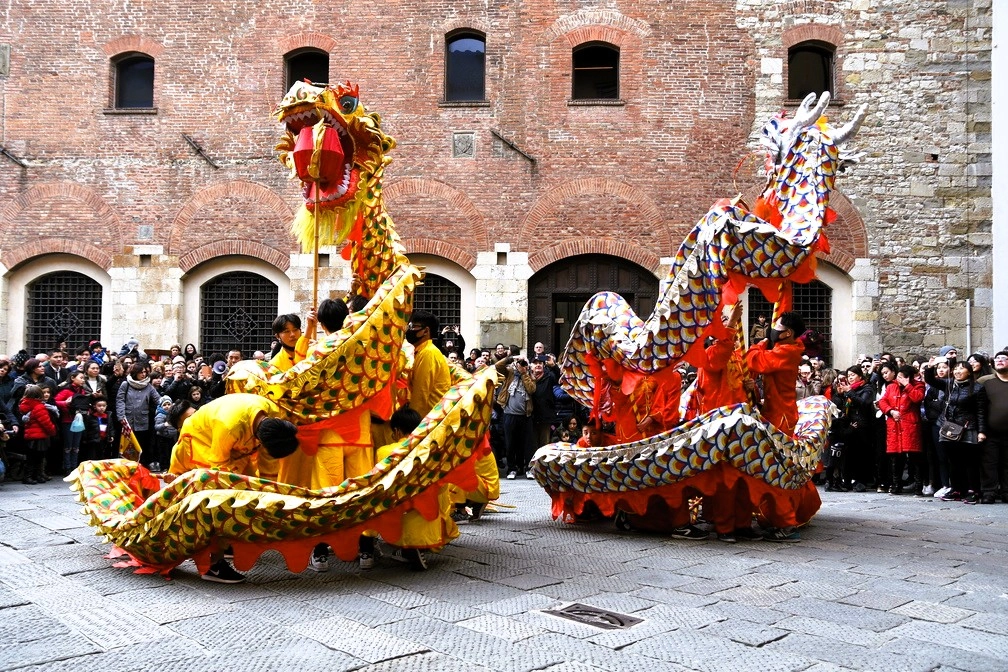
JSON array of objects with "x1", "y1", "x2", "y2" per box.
[{"x1": 1, "y1": 476, "x2": 1007, "y2": 671}]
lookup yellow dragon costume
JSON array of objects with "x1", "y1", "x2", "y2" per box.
[{"x1": 67, "y1": 81, "x2": 496, "y2": 576}]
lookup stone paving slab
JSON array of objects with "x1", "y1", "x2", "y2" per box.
[{"x1": 3, "y1": 478, "x2": 1008, "y2": 671}]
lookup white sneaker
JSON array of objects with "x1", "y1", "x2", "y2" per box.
[
  {"x1": 358, "y1": 552, "x2": 374, "y2": 570},
  {"x1": 921, "y1": 485, "x2": 935, "y2": 496},
  {"x1": 506, "y1": 471, "x2": 517, "y2": 480},
  {"x1": 309, "y1": 551, "x2": 330, "y2": 573},
  {"x1": 934, "y1": 486, "x2": 951, "y2": 499}
]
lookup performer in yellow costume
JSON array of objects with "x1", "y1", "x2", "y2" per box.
[{"x1": 167, "y1": 394, "x2": 298, "y2": 481}]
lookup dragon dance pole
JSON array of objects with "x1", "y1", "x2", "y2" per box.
[{"x1": 312, "y1": 190, "x2": 320, "y2": 309}]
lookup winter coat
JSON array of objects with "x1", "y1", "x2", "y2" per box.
[
  {"x1": 923, "y1": 367, "x2": 987, "y2": 441},
  {"x1": 877, "y1": 379, "x2": 925, "y2": 454},
  {"x1": 54, "y1": 383, "x2": 91, "y2": 424},
  {"x1": 19, "y1": 397, "x2": 57, "y2": 440},
  {"x1": 115, "y1": 378, "x2": 161, "y2": 432},
  {"x1": 531, "y1": 369, "x2": 557, "y2": 425}
]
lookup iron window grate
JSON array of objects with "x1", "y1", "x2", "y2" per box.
[
  {"x1": 413, "y1": 273, "x2": 461, "y2": 333},
  {"x1": 26, "y1": 271, "x2": 102, "y2": 354},
  {"x1": 747, "y1": 281, "x2": 833, "y2": 364},
  {"x1": 200, "y1": 272, "x2": 278, "y2": 356}
]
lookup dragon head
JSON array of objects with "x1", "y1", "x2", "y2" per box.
[
  {"x1": 274, "y1": 81, "x2": 396, "y2": 249},
  {"x1": 756, "y1": 92, "x2": 869, "y2": 239}
]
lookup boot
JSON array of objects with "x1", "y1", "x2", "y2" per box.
[{"x1": 889, "y1": 459, "x2": 903, "y2": 495}]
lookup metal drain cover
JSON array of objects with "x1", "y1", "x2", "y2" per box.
[{"x1": 543, "y1": 603, "x2": 643, "y2": 630}]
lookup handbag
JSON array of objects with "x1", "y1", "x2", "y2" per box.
[
  {"x1": 70, "y1": 411, "x2": 85, "y2": 433},
  {"x1": 939, "y1": 419, "x2": 964, "y2": 442}
]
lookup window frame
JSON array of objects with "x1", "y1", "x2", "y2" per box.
[
  {"x1": 110, "y1": 52, "x2": 156, "y2": 112},
  {"x1": 787, "y1": 40, "x2": 836, "y2": 102},
  {"x1": 284, "y1": 47, "x2": 330, "y2": 91},
  {"x1": 570, "y1": 41, "x2": 621, "y2": 103},
  {"x1": 443, "y1": 29, "x2": 487, "y2": 104}
]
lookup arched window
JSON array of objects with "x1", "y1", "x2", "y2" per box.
[
  {"x1": 200, "y1": 272, "x2": 279, "y2": 355},
  {"x1": 445, "y1": 31, "x2": 486, "y2": 102},
  {"x1": 285, "y1": 48, "x2": 329, "y2": 90},
  {"x1": 572, "y1": 42, "x2": 619, "y2": 100},
  {"x1": 747, "y1": 281, "x2": 833, "y2": 364},
  {"x1": 413, "y1": 274, "x2": 462, "y2": 333},
  {"x1": 26, "y1": 271, "x2": 103, "y2": 354},
  {"x1": 788, "y1": 41, "x2": 835, "y2": 100},
  {"x1": 113, "y1": 53, "x2": 155, "y2": 109}
]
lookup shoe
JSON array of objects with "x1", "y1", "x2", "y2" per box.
[
  {"x1": 963, "y1": 492, "x2": 979, "y2": 505},
  {"x1": 309, "y1": 550, "x2": 330, "y2": 573},
  {"x1": 734, "y1": 527, "x2": 764, "y2": 540},
  {"x1": 876, "y1": 486, "x2": 886, "y2": 493},
  {"x1": 22, "y1": 478, "x2": 36, "y2": 485},
  {"x1": 763, "y1": 527, "x2": 800, "y2": 543},
  {"x1": 468, "y1": 502, "x2": 486, "y2": 521},
  {"x1": 941, "y1": 491, "x2": 962, "y2": 502},
  {"x1": 934, "y1": 486, "x2": 951, "y2": 498},
  {"x1": 669, "y1": 525, "x2": 708, "y2": 541},
  {"x1": 390, "y1": 548, "x2": 428, "y2": 570},
  {"x1": 223, "y1": 546, "x2": 234, "y2": 560},
  {"x1": 202, "y1": 560, "x2": 246, "y2": 584},
  {"x1": 921, "y1": 485, "x2": 935, "y2": 496},
  {"x1": 450, "y1": 507, "x2": 469, "y2": 524},
  {"x1": 853, "y1": 482, "x2": 866, "y2": 493},
  {"x1": 613, "y1": 510, "x2": 632, "y2": 531},
  {"x1": 525, "y1": 470, "x2": 535, "y2": 480},
  {"x1": 889, "y1": 485, "x2": 902, "y2": 495},
  {"x1": 358, "y1": 552, "x2": 374, "y2": 570},
  {"x1": 149, "y1": 462, "x2": 161, "y2": 472},
  {"x1": 506, "y1": 471, "x2": 517, "y2": 480},
  {"x1": 717, "y1": 532, "x2": 737, "y2": 543},
  {"x1": 980, "y1": 494, "x2": 996, "y2": 505}
]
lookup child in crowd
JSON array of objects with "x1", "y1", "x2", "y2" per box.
[
  {"x1": 81, "y1": 396, "x2": 111, "y2": 462},
  {"x1": 152, "y1": 395, "x2": 176, "y2": 472},
  {"x1": 18, "y1": 384, "x2": 57, "y2": 484}
]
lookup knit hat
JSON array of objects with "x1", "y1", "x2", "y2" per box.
[
  {"x1": 159, "y1": 395, "x2": 173, "y2": 407},
  {"x1": 172, "y1": 355, "x2": 186, "y2": 365},
  {"x1": 939, "y1": 345, "x2": 957, "y2": 357},
  {"x1": 10, "y1": 349, "x2": 29, "y2": 371}
]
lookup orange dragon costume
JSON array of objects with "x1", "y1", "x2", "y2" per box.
[{"x1": 531, "y1": 93, "x2": 868, "y2": 534}]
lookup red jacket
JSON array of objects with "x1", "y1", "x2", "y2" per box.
[
  {"x1": 689, "y1": 336, "x2": 749, "y2": 418},
  {"x1": 55, "y1": 384, "x2": 88, "y2": 424},
  {"x1": 745, "y1": 340, "x2": 805, "y2": 435},
  {"x1": 877, "y1": 379, "x2": 925, "y2": 454},
  {"x1": 19, "y1": 397, "x2": 57, "y2": 440}
]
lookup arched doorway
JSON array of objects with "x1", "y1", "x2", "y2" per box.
[
  {"x1": 413, "y1": 273, "x2": 462, "y2": 333},
  {"x1": 528, "y1": 254, "x2": 659, "y2": 355},
  {"x1": 25, "y1": 271, "x2": 103, "y2": 354},
  {"x1": 199, "y1": 271, "x2": 279, "y2": 355}
]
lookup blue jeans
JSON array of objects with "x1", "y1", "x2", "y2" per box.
[{"x1": 62, "y1": 422, "x2": 83, "y2": 472}]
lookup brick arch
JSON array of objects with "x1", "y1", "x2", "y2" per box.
[
  {"x1": 543, "y1": 9, "x2": 652, "y2": 43},
  {"x1": 102, "y1": 35, "x2": 164, "y2": 58},
  {"x1": 519, "y1": 177, "x2": 668, "y2": 255},
  {"x1": 782, "y1": 24, "x2": 845, "y2": 50},
  {"x1": 404, "y1": 238, "x2": 476, "y2": 271},
  {"x1": 3, "y1": 241, "x2": 113, "y2": 273},
  {"x1": 439, "y1": 18, "x2": 491, "y2": 36},
  {"x1": 740, "y1": 187, "x2": 866, "y2": 274},
  {"x1": 277, "y1": 32, "x2": 339, "y2": 56},
  {"x1": 167, "y1": 180, "x2": 295, "y2": 265},
  {"x1": 384, "y1": 177, "x2": 489, "y2": 251},
  {"x1": 529, "y1": 239, "x2": 660, "y2": 274},
  {"x1": 178, "y1": 242, "x2": 290, "y2": 273},
  {"x1": 0, "y1": 182, "x2": 124, "y2": 271}
]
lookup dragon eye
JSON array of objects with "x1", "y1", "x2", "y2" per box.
[{"x1": 339, "y1": 95, "x2": 358, "y2": 114}]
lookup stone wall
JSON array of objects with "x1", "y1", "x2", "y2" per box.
[{"x1": 0, "y1": 1, "x2": 994, "y2": 361}]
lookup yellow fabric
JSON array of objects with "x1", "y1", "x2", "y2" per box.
[
  {"x1": 293, "y1": 334, "x2": 311, "y2": 365},
  {"x1": 169, "y1": 394, "x2": 280, "y2": 479},
  {"x1": 312, "y1": 413, "x2": 373, "y2": 489},
  {"x1": 269, "y1": 346, "x2": 296, "y2": 372},
  {"x1": 409, "y1": 340, "x2": 451, "y2": 417},
  {"x1": 399, "y1": 487, "x2": 458, "y2": 548}
]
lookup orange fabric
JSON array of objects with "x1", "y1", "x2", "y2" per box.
[
  {"x1": 605, "y1": 371, "x2": 681, "y2": 443},
  {"x1": 688, "y1": 334, "x2": 749, "y2": 419},
  {"x1": 546, "y1": 462, "x2": 821, "y2": 533},
  {"x1": 745, "y1": 340, "x2": 805, "y2": 435}
]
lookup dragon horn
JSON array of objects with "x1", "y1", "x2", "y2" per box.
[
  {"x1": 831, "y1": 103, "x2": 869, "y2": 146},
  {"x1": 792, "y1": 91, "x2": 831, "y2": 130}
]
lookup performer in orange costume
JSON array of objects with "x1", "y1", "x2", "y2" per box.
[
  {"x1": 602, "y1": 359, "x2": 681, "y2": 444},
  {"x1": 687, "y1": 302, "x2": 751, "y2": 419},
  {"x1": 744, "y1": 311, "x2": 806, "y2": 436}
]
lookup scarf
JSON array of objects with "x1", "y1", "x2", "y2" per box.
[{"x1": 126, "y1": 375, "x2": 149, "y2": 390}]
